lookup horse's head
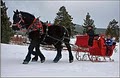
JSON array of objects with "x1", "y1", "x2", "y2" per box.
[
  {"x1": 12, "y1": 9, "x2": 25, "y2": 31},
  {"x1": 12, "y1": 9, "x2": 35, "y2": 31}
]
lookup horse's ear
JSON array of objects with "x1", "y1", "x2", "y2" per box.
[
  {"x1": 16, "y1": 9, "x2": 19, "y2": 13},
  {"x1": 13, "y1": 11, "x2": 16, "y2": 13}
]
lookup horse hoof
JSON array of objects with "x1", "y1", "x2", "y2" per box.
[
  {"x1": 41, "y1": 60, "x2": 45, "y2": 63},
  {"x1": 69, "y1": 60, "x2": 73, "y2": 63},
  {"x1": 53, "y1": 60, "x2": 58, "y2": 63},
  {"x1": 53, "y1": 56, "x2": 62, "y2": 63},
  {"x1": 23, "y1": 61, "x2": 29, "y2": 64}
]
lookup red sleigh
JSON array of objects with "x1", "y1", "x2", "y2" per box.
[{"x1": 74, "y1": 35, "x2": 116, "y2": 62}]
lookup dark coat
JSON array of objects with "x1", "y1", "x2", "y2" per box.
[
  {"x1": 86, "y1": 29, "x2": 94, "y2": 38},
  {"x1": 87, "y1": 29, "x2": 94, "y2": 46}
]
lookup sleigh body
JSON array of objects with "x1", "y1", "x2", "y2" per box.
[{"x1": 75, "y1": 35, "x2": 116, "y2": 62}]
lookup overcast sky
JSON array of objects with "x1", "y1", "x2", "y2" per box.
[{"x1": 4, "y1": 0, "x2": 119, "y2": 28}]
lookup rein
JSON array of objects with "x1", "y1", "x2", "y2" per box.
[{"x1": 13, "y1": 13, "x2": 72, "y2": 46}]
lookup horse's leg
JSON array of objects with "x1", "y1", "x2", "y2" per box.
[
  {"x1": 23, "y1": 44, "x2": 34, "y2": 64},
  {"x1": 53, "y1": 43, "x2": 63, "y2": 63},
  {"x1": 65, "y1": 42, "x2": 74, "y2": 63},
  {"x1": 31, "y1": 51, "x2": 38, "y2": 62},
  {"x1": 35, "y1": 44, "x2": 45, "y2": 63}
]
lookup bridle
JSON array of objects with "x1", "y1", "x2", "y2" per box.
[
  {"x1": 12, "y1": 13, "x2": 25, "y2": 30},
  {"x1": 13, "y1": 13, "x2": 43, "y2": 33}
]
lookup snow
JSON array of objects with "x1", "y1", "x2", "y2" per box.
[{"x1": 1, "y1": 41, "x2": 119, "y2": 77}]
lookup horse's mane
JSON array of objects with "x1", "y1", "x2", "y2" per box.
[
  {"x1": 19, "y1": 11, "x2": 48, "y2": 28},
  {"x1": 20, "y1": 11, "x2": 35, "y2": 19}
]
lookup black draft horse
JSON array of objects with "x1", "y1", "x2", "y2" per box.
[{"x1": 12, "y1": 10, "x2": 74, "y2": 64}]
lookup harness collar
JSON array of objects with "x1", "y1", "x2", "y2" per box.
[
  {"x1": 28, "y1": 18, "x2": 37, "y2": 30},
  {"x1": 27, "y1": 18, "x2": 43, "y2": 34}
]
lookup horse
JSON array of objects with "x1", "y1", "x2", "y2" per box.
[{"x1": 12, "y1": 10, "x2": 74, "y2": 64}]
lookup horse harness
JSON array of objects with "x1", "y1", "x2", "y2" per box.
[
  {"x1": 14, "y1": 13, "x2": 68, "y2": 45},
  {"x1": 27, "y1": 21, "x2": 70, "y2": 45},
  {"x1": 24, "y1": 17, "x2": 68, "y2": 45},
  {"x1": 27, "y1": 18, "x2": 43, "y2": 34},
  {"x1": 41, "y1": 25, "x2": 66, "y2": 45}
]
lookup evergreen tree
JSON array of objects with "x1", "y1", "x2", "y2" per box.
[
  {"x1": 1, "y1": 0, "x2": 13, "y2": 43},
  {"x1": 54, "y1": 6, "x2": 75, "y2": 37},
  {"x1": 82, "y1": 13, "x2": 96, "y2": 34},
  {"x1": 105, "y1": 19, "x2": 119, "y2": 42}
]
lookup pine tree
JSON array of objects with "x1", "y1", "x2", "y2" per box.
[
  {"x1": 105, "y1": 19, "x2": 119, "y2": 42},
  {"x1": 54, "y1": 6, "x2": 75, "y2": 37},
  {"x1": 1, "y1": 0, "x2": 13, "y2": 43},
  {"x1": 82, "y1": 13, "x2": 96, "y2": 34}
]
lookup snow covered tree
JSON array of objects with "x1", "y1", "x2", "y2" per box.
[
  {"x1": 1, "y1": 0, "x2": 13, "y2": 43},
  {"x1": 82, "y1": 13, "x2": 96, "y2": 34},
  {"x1": 54, "y1": 6, "x2": 75, "y2": 37},
  {"x1": 106, "y1": 19, "x2": 119, "y2": 42}
]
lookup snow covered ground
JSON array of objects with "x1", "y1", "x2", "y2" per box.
[{"x1": 1, "y1": 40, "x2": 119, "y2": 77}]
